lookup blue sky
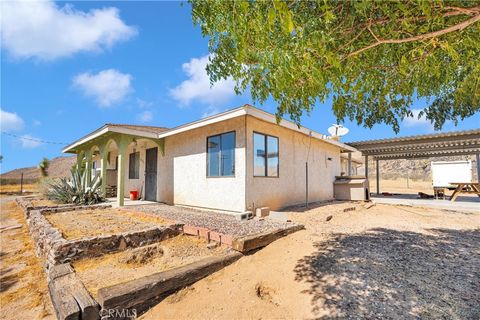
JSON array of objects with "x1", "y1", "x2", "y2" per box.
[{"x1": 1, "y1": 1, "x2": 479, "y2": 174}]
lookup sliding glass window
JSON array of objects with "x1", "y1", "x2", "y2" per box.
[
  {"x1": 253, "y1": 132, "x2": 279, "y2": 177},
  {"x1": 207, "y1": 131, "x2": 235, "y2": 177}
]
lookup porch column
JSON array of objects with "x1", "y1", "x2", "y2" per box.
[
  {"x1": 476, "y1": 153, "x2": 480, "y2": 182},
  {"x1": 376, "y1": 158, "x2": 380, "y2": 195},
  {"x1": 99, "y1": 146, "x2": 108, "y2": 196},
  {"x1": 364, "y1": 155, "x2": 369, "y2": 178},
  {"x1": 85, "y1": 150, "x2": 92, "y2": 187},
  {"x1": 116, "y1": 138, "x2": 129, "y2": 206},
  {"x1": 348, "y1": 152, "x2": 352, "y2": 176},
  {"x1": 76, "y1": 152, "x2": 83, "y2": 170}
]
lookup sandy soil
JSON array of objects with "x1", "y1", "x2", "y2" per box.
[
  {"x1": 45, "y1": 208, "x2": 171, "y2": 240},
  {"x1": 0, "y1": 198, "x2": 54, "y2": 320},
  {"x1": 73, "y1": 235, "x2": 230, "y2": 299},
  {"x1": 141, "y1": 201, "x2": 480, "y2": 320}
]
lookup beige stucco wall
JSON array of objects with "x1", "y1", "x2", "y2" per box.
[
  {"x1": 245, "y1": 116, "x2": 341, "y2": 210},
  {"x1": 158, "y1": 116, "x2": 247, "y2": 212}
]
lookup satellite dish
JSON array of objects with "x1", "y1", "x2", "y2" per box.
[{"x1": 328, "y1": 124, "x2": 349, "y2": 137}]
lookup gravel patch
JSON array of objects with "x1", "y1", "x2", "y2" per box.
[{"x1": 130, "y1": 204, "x2": 300, "y2": 237}]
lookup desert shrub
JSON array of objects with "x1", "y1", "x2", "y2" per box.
[{"x1": 46, "y1": 166, "x2": 104, "y2": 205}]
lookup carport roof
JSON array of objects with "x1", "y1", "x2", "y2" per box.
[{"x1": 347, "y1": 129, "x2": 480, "y2": 160}]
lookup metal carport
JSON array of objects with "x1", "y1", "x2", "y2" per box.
[{"x1": 347, "y1": 129, "x2": 480, "y2": 194}]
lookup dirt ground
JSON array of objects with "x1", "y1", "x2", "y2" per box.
[
  {"x1": 30, "y1": 199, "x2": 58, "y2": 207},
  {"x1": 45, "y1": 208, "x2": 172, "y2": 240},
  {"x1": 73, "y1": 235, "x2": 229, "y2": 299},
  {"x1": 141, "y1": 201, "x2": 480, "y2": 320},
  {"x1": 0, "y1": 198, "x2": 54, "y2": 320}
]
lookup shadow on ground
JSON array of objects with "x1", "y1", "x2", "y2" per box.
[
  {"x1": 0, "y1": 266, "x2": 17, "y2": 293},
  {"x1": 294, "y1": 228, "x2": 480, "y2": 319}
]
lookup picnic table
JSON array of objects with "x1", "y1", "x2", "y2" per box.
[{"x1": 449, "y1": 182, "x2": 480, "y2": 202}]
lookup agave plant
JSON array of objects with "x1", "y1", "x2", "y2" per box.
[{"x1": 46, "y1": 166, "x2": 104, "y2": 205}]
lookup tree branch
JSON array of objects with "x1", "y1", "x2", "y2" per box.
[
  {"x1": 345, "y1": 13, "x2": 480, "y2": 58},
  {"x1": 344, "y1": 5, "x2": 480, "y2": 34},
  {"x1": 367, "y1": 24, "x2": 381, "y2": 42}
]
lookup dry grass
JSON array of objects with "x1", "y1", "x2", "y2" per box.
[
  {"x1": 0, "y1": 184, "x2": 39, "y2": 194},
  {"x1": 73, "y1": 235, "x2": 228, "y2": 298},
  {"x1": 0, "y1": 201, "x2": 53, "y2": 319},
  {"x1": 45, "y1": 208, "x2": 172, "y2": 240}
]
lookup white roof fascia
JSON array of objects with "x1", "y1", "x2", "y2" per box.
[
  {"x1": 157, "y1": 107, "x2": 247, "y2": 139},
  {"x1": 156, "y1": 105, "x2": 357, "y2": 152},
  {"x1": 62, "y1": 126, "x2": 159, "y2": 153},
  {"x1": 244, "y1": 105, "x2": 358, "y2": 152}
]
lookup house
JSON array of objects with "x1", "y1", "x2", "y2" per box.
[{"x1": 63, "y1": 105, "x2": 357, "y2": 213}]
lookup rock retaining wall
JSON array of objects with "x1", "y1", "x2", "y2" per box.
[
  {"x1": 16, "y1": 198, "x2": 184, "y2": 271},
  {"x1": 27, "y1": 208, "x2": 183, "y2": 268},
  {"x1": 15, "y1": 197, "x2": 111, "y2": 218}
]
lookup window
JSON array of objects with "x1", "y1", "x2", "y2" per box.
[
  {"x1": 207, "y1": 132, "x2": 235, "y2": 177},
  {"x1": 253, "y1": 132, "x2": 279, "y2": 177},
  {"x1": 129, "y1": 152, "x2": 140, "y2": 179}
]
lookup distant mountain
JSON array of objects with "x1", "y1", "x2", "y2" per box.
[
  {"x1": 0, "y1": 156, "x2": 76, "y2": 182},
  {"x1": 366, "y1": 155, "x2": 478, "y2": 181}
]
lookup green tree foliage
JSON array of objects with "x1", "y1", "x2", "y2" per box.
[
  {"x1": 190, "y1": 0, "x2": 480, "y2": 132},
  {"x1": 38, "y1": 157, "x2": 49, "y2": 177}
]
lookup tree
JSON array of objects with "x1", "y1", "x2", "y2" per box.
[
  {"x1": 38, "y1": 157, "x2": 49, "y2": 178},
  {"x1": 190, "y1": 0, "x2": 480, "y2": 132}
]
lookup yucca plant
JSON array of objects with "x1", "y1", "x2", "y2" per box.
[
  {"x1": 46, "y1": 166, "x2": 104, "y2": 205},
  {"x1": 38, "y1": 157, "x2": 49, "y2": 177}
]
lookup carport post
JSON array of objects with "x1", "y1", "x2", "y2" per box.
[
  {"x1": 376, "y1": 158, "x2": 380, "y2": 195},
  {"x1": 476, "y1": 154, "x2": 480, "y2": 181},
  {"x1": 364, "y1": 155, "x2": 369, "y2": 178}
]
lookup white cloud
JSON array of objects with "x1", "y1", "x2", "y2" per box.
[
  {"x1": 170, "y1": 55, "x2": 236, "y2": 107},
  {"x1": 73, "y1": 69, "x2": 132, "y2": 107},
  {"x1": 20, "y1": 135, "x2": 42, "y2": 148},
  {"x1": 403, "y1": 109, "x2": 433, "y2": 130},
  {"x1": 0, "y1": 108, "x2": 24, "y2": 132},
  {"x1": 137, "y1": 110, "x2": 153, "y2": 122},
  {"x1": 33, "y1": 120, "x2": 41, "y2": 126},
  {"x1": 201, "y1": 106, "x2": 222, "y2": 118},
  {"x1": 1, "y1": 0, "x2": 137, "y2": 60},
  {"x1": 136, "y1": 98, "x2": 153, "y2": 109}
]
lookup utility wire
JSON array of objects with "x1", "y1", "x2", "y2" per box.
[{"x1": 1, "y1": 131, "x2": 68, "y2": 145}]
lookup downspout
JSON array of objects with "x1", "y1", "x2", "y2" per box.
[
  {"x1": 244, "y1": 115, "x2": 248, "y2": 213},
  {"x1": 305, "y1": 131, "x2": 312, "y2": 208}
]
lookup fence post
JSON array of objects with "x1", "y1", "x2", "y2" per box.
[{"x1": 20, "y1": 173, "x2": 24, "y2": 194}]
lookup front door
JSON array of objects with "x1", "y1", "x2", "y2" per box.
[{"x1": 145, "y1": 147, "x2": 158, "y2": 201}]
